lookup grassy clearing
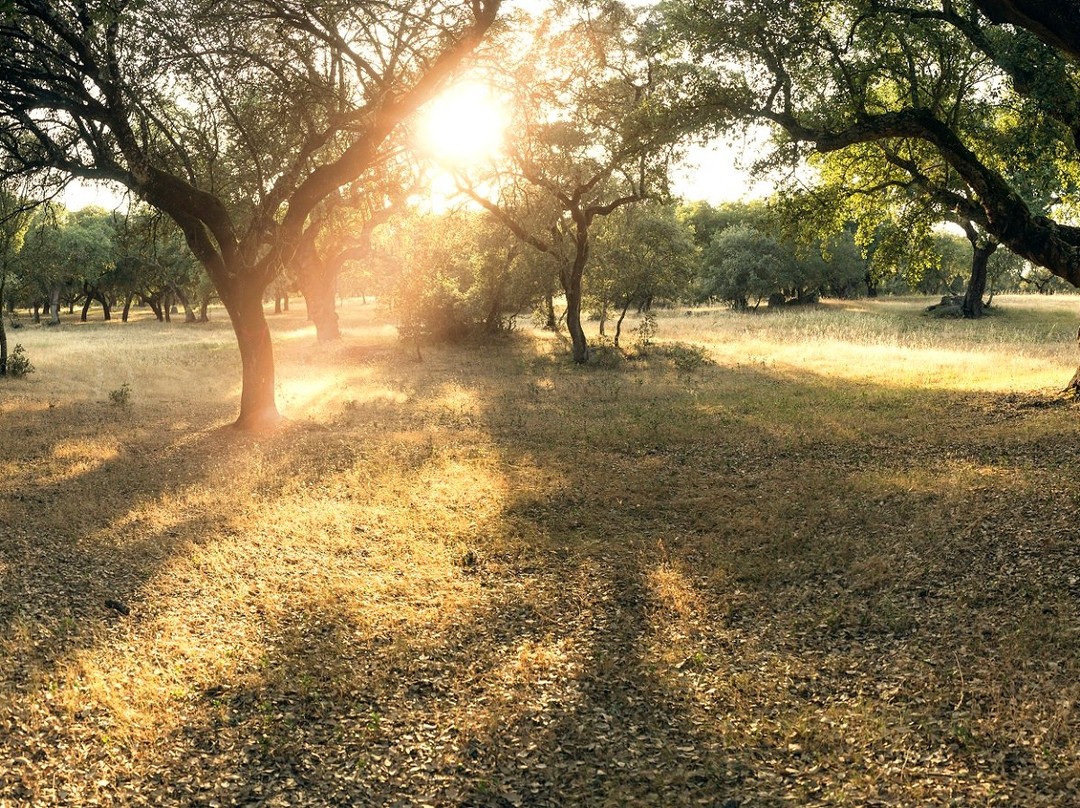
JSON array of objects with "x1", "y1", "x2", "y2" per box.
[{"x1": 2, "y1": 295, "x2": 1080, "y2": 806}]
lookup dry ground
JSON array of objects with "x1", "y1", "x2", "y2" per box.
[{"x1": 3, "y1": 296, "x2": 1080, "y2": 806}]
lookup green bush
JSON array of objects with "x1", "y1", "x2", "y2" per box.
[
  {"x1": 5, "y1": 344, "x2": 34, "y2": 378},
  {"x1": 109, "y1": 382, "x2": 132, "y2": 407}
]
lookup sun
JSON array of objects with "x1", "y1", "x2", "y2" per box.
[{"x1": 418, "y1": 81, "x2": 507, "y2": 165}]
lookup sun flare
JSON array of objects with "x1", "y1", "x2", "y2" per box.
[{"x1": 419, "y1": 81, "x2": 507, "y2": 165}]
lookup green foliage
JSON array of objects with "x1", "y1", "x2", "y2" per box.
[
  {"x1": 376, "y1": 211, "x2": 548, "y2": 342},
  {"x1": 685, "y1": 201, "x2": 869, "y2": 307},
  {"x1": 109, "y1": 382, "x2": 131, "y2": 408},
  {"x1": 657, "y1": 0, "x2": 1080, "y2": 293},
  {"x1": 5, "y1": 343, "x2": 33, "y2": 378},
  {"x1": 633, "y1": 311, "x2": 658, "y2": 353},
  {"x1": 589, "y1": 203, "x2": 698, "y2": 325},
  {"x1": 658, "y1": 341, "x2": 713, "y2": 372}
]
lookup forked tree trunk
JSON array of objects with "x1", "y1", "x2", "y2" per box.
[
  {"x1": 168, "y1": 283, "x2": 197, "y2": 323},
  {"x1": 223, "y1": 286, "x2": 280, "y2": 430}
]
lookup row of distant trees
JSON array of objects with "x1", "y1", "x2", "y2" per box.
[
  {"x1": 0, "y1": 202, "x2": 212, "y2": 328},
  {"x1": 367, "y1": 198, "x2": 1063, "y2": 346},
  {"x1": 1, "y1": 189, "x2": 1062, "y2": 366}
]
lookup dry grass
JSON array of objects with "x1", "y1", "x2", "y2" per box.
[{"x1": 3, "y1": 294, "x2": 1080, "y2": 806}]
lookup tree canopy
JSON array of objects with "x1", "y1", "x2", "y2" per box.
[
  {"x1": 657, "y1": 0, "x2": 1080, "y2": 290},
  {"x1": 0, "y1": 0, "x2": 502, "y2": 427}
]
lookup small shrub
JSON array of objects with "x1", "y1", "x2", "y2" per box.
[
  {"x1": 5, "y1": 344, "x2": 34, "y2": 378},
  {"x1": 109, "y1": 382, "x2": 132, "y2": 408},
  {"x1": 661, "y1": 341, "x2": 713, "y2": 372},
  {"x1": 633, "y1": 311, "x2": 658, "y2": 353},
  {"x1": 587, "y1": 339, "x2": 624, "y2": 368}
]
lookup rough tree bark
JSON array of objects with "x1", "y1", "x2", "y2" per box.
[
  {"x1": 221, "y1": 282, "x2": 279, "y2": 430},
  {"x1": 959, "y1": 221, "x2": 998, "y2": 319}
]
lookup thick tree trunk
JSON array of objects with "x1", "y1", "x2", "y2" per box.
[
  {"x1": 32, "y1": 303, "x2": 40, "y2": 324},
  {"x1": 49, "y1": 287, "x2": 60, "y2": 325},
  {"x1": 301, "y1": 276, "x2": 341, "y2": 342},
  {"x1": 122, "y1": 293, "x2": 133, "y2": 322},
  {"x1": 223, "y1": 288, "x2": 280, "y2": 430},
  {"x1": 199, "y1": 299, "x2": 210, "y2": 322},
  {"x1": 564, "y1": 281, "x2": 589, "y2": 363},
  {"x1": 80, "y1": 294, "x2": 91, "y2": 322},
  {"x1": 962, "y1": 242, "x2": 997, "y2": 319},
  {"x1": 168, "y1": 283, "x2": 197, "y2": 323}
]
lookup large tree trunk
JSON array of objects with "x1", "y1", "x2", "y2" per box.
[
  {"x1": 168, "y1": 283, "x2": 197, "y2": 323},
  {"x1": 564, "y1": 282, "x2": 589, "y2": 363},
  {"x1": 223, "y1": 286, "x2": 280, "y2": 430},
  {"x1": 300, "y1": 274, "x2": 341, "y2": 342},
  {"x1": 48, "y1": 287, "x2": 60, "y2": 325},
  {"x1": 962, "y1": 238, "x2": 997, "y2": 319},
  {"x1": 122, "y1": 293, "x2": 133, "y2": 322}
]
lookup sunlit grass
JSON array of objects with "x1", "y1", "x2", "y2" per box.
[
  {"x1": 661, "y1": 295, "x2": 1080, "y2": 392},
  {"x1": 3, "y1": 293, "x2": 1080, "y2": 805}
]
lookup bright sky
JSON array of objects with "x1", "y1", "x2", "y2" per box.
[
  {"x1": 60, "y1": 179, "x2": 128, "y2": 211},
  {"x1": 670, "y1": 140, "x2": 774, "y2": 204}
]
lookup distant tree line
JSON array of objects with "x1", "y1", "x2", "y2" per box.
[{"x1": 0, "y1": 201, "x2": 213, "y2": 327}]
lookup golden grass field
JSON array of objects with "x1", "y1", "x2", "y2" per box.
[{"x1": 3, "y1": 294, "x2": 1080, "y2": 806}]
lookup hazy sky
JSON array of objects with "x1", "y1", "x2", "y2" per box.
[{"x1": 62, "y1": 136, "x2": 770, "y2": 212}]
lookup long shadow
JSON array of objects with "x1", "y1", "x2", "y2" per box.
[{"x1": 5, "y1": 338, "x2": 1080, "y2": 805}]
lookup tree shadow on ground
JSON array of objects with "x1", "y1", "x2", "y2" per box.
[{"x1": 4, "y1": 339, "x2": 1080, "y2": 805}]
